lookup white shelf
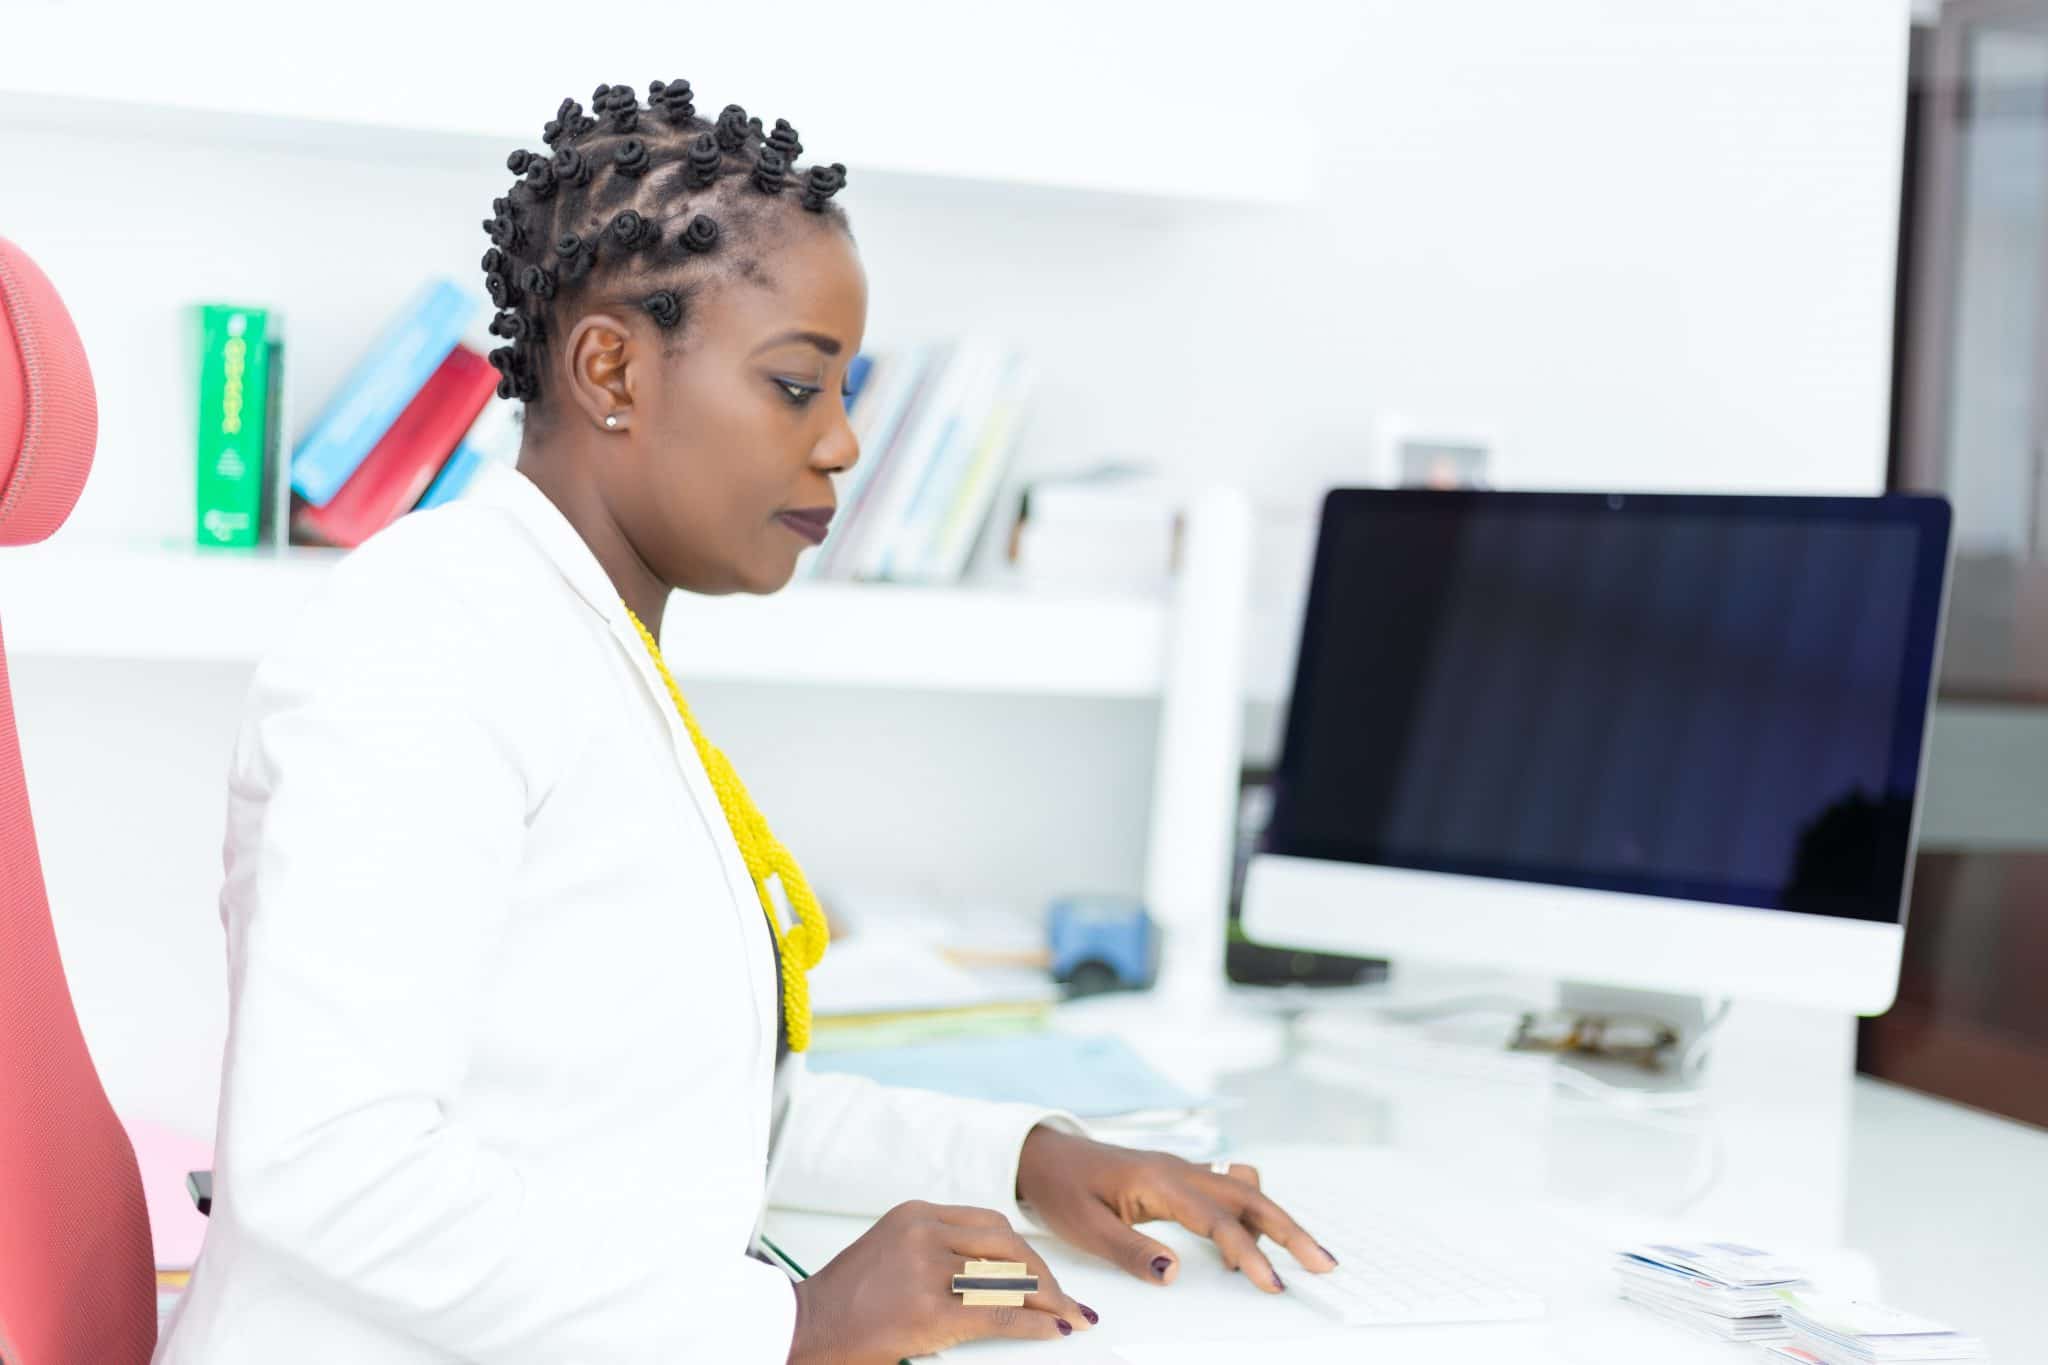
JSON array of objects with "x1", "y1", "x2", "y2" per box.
[
  {"x1": 0, "y1": 44, "x2": 1313, "y2": 209},
  {"x1": 0, "y1": 540, "x2": 1170, "y2": 699}
]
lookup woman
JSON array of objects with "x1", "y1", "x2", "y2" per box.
[{"x1": 153, "y1": 79, "x2": 1334, "y2": 1365}]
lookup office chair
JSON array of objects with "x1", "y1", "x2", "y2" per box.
[{"x1": 0, "y1": 236, "x2": 158, "y2": 1364}]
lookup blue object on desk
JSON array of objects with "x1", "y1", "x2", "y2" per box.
[
  {"x1": 808, "y1": 1033, "x2": 1200, "y2": 1118},
  {"x1": 1047, "y1": 895, "x2": 1158, "y2": 995}
]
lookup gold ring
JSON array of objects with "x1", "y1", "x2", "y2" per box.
[{"x1": 951, "y1": 1260, "x2": 1037, "y2": 1307}]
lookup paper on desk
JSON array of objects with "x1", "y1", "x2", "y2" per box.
[
  {"x1": 807, "y1": 1033, "x2": 1204, "y2": 1118},
  {"x1": 1779, "y1": 1293, "x2": 1987, "y2": 1361},
  {"x1": 809, "y1": 933, "x2": 1058, "y2": 1017},
  {"x1": 1620, "y1": 1240, "x2": 1808, "y2": 1288}
]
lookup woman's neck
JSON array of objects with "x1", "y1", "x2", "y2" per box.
[{"x1": 516, "y1": 446, "x2": 671, "y2": 638}]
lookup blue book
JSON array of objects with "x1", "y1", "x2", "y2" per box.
[
  {"x1": 842, "y1": 352, "x2": 874, "y2": 410},
  {"x1": 291, "y1": 278, "x2": 476, "y2": 506},
  {"x1": 414, "y1": 441, "x2": 485, "y2": 511}
]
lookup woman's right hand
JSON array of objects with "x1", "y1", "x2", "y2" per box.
[{"x1": 788, "y1": 1200, "x2": 1097, "y2": 1365}]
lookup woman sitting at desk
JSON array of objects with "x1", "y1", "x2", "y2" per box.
[{"x1": 152, "y1": 79, "x2": 1335, "y2": 1365}]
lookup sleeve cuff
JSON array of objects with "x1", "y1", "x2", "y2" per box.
[
  {"x1": 959, "y1": 1104, "x2": 1092, "y2": 1235},
  {"x1": 729, "y1": 1252, "x2": 800, "y2": 1365}
]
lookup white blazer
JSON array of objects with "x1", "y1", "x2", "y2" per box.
[{"x1": 154, "y1": 460, "x2": 1078, "y2": 1365}]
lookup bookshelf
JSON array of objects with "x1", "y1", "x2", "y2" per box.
[
  {"x1": 0, "y1": 539, "x2": 1172, "y2": 699},
  {"x1": 0, "y1": 28, "x2": 1291, "y2": 1042}
]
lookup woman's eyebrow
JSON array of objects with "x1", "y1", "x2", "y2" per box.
[{"x1": 751, "y1": 328, "x2": 842, "y2": 356}]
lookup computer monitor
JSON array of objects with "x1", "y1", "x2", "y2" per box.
[{"x1": 1241, "y1": 490, "x2": 1953, "y2": 1016}]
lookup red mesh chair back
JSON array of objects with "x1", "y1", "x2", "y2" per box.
[{"x1": 0, "y1": 235, "x2": 156, "y2": 1364}]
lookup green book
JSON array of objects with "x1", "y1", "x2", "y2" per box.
[{"x1": 193, "y1": 304, "x2": 272, "y2": 548}]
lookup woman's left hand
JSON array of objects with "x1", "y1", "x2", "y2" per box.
[{"x1": 1013, "y1": 1125, "x2": 1338, "y2": 1293}]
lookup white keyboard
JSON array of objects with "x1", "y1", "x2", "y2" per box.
[{"x1": 1270, "y1": 1208, "x2": 1547, "y2": 1327}]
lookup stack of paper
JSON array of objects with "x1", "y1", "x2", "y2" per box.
[
  {"x1": 807, "y1": 934, "x2": 1058, "y2": 1049},
  {"x1": 1613, "y1": 1241, "x2": 1810, "y2": 1343},
  {"x1": 808, "y1": 1033, "x2": 1222, "y2": 1159},
  {"x1": 1766, "y1": 1294, "x2": 1988, "y2": 1363}
]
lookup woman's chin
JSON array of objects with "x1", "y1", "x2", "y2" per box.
[{"x1": 740, "y1": 552, "x2": 804, "y2": 595}]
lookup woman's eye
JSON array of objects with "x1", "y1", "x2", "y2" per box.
[{"x1": 775, "y1": 379, "x2": 818, "y2": 406}]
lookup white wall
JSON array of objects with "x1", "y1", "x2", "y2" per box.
[
  {"x1": 1160, "y1": 0, "x2": 1910, "y2": 508},
  {"x1": 2, "y1": 0, "x2": 1915, "y2": 1139}
]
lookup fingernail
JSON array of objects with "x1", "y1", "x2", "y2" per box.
[
  {"x1": 1056, "y1": 1318, "x2": 1073, "y2": 1336},
  {"x1": 1273, "y1": 1273, "x2": 1287, "y2": 1291},
  {"x1": 1151, "y1": 1256, "x2": 1172, "y2": 1280},
  {"x1": 1079, "y1": 1304, "x2": 1099, "y2": 1324},
  {"x1": 1319, "y1": 1243, "x2": 1340, "y2": 1266}
]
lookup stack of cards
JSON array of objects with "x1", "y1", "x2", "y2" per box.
[
  {"x1": 1765, "y1": 1294, "x2": 1987, "y2": 1363},
  {"x1": 1613, "y1": 1241, "x2": 1812, "y2": 1343}
]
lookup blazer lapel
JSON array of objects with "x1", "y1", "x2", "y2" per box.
[{"x1": 465, "y1": 461, "x2": 780, "y2": 1061}]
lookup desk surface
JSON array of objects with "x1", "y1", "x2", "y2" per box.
[{"x1": 765, "y1": 995, "x2": 2048, "y2": 1363}]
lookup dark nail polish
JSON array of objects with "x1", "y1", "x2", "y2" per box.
[
  {"x1": 1319, "y1": 1243, "x2": 1340, "y2": 1266},
  {"x1": 1056, "y1": 1318, "x2": 1073, "y2": 1336},
  {"x1": 1079, "y1": 1304, "x2": 1099, "y2": 1324},
  {"x1": 1151, "y1": 1256, "x2": 1172, "y2": 1280}
]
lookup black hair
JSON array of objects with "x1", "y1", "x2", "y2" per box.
[{"x1": 479, "y1": 80, "x2": 851, "y2": 407}]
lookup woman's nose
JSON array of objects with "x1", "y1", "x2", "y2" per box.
[{"x1": 814, "y1": 411, "x2": 860, "y2": 474}]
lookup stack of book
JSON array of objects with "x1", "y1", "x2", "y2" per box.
[
  {"x1": 192, "y1": 279, "x2": 523, "y2": 552},
  {"x1": 287, "y1": 278, "x2": 518, "y2": 548},
  {"x1": 1613, "y1": 1241, "x2": 1812, "y2": 1344},
  {"x1": 800, "y1": 336, "x2": 1037, "y2": 584},
  {"x1": 1767, "y1": 1295, "x2": 1988, "y2": 1364}
]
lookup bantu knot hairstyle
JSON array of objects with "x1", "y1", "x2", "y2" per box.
[
  {"x1": 608, "y1": 209, "x2": 661, "y2": 252},
  {"x1": 479, "y1": 79, "x2": 854, "y2": 405},
  {"x1": 542, "y1": 97, "x2": 595, "y2": 147},
  {"x1": 642, "y1": 289, "x2": 683, "y2": 329},
  {"x1": 649, "y1": 78, "x2": 694, "y2": 123},
  {"x1": 612, "y1": 137, "x2": 651, "y2": 178},
  {"x1": 713, "y1": 104, "x2": 752, "y2": 152},
  {"x1": 553, "y1": 145, "x2": 593, "y2": 189},
  {"x1": 685, "y1": 133, "x2": 721, "y2": 189},
  {"x1": 679, "y1": 213, "x2": 721, "y2": 253},
  {"x1": 593, "y1": 82, "x2": 640, "y2": 133},
  {"x1": 555, "y1": 232, "x2": 597, "y2": 284},
  {"x1": 802, "y1": 163, "x2": 849, "y2": 213}
]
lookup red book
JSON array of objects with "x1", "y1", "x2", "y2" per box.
[{"x1": 293, "y1": 345, "x2": 496, "y2": 548}]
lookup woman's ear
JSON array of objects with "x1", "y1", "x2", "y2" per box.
[{"x1": 562, "y1": 312, "x2": 637, "y2": 432}]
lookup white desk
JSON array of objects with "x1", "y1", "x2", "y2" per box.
[{"x1": 765, "y1": 995, "x2": 2047, "y2": 1362}]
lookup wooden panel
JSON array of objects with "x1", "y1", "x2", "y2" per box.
[{"x1": 1859, "y1": 851, "x2": 2048, "y2": 1128}]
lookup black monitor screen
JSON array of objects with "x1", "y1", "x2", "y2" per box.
[{"x1": 1265, "y1": 491, "x2": 1951, "y2": 925}]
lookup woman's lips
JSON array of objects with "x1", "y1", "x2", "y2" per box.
[{"x1": 776, "y1": 508, "x2": 833, "y2": 544}]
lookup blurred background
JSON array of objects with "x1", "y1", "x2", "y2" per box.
[{"x1": 0, "y1": 0, "x2": 2041, "y2": 1144}]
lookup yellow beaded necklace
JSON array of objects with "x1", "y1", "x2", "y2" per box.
[{"x1": 625, "y1": 604, "x2": 829, "y2": 1052}]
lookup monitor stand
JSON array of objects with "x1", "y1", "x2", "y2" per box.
[
  {"x1": 1555, "y1": 981, "x2": 1859, "y2": 1105},
  {"x1": 1273, "y1": 967, "x2": 1860, "y2": 1104},
  {"x1": 1554, "y1": 982, "x2": 1716, "y2": 1073}
]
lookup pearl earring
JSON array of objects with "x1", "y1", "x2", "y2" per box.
[{"x1": 605, "y1": 414, "x2": 619, "y2": 428}]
